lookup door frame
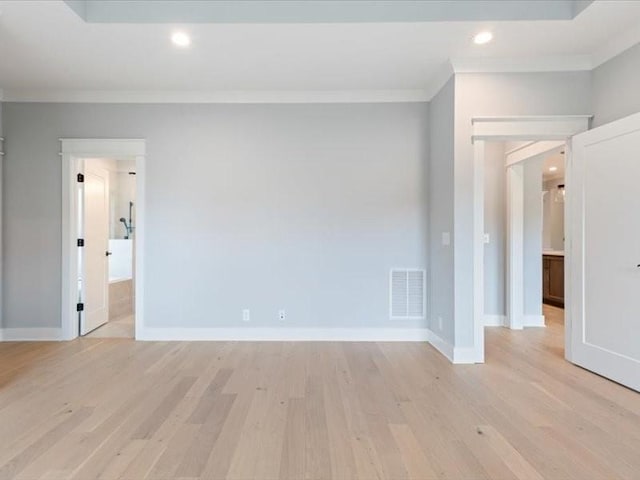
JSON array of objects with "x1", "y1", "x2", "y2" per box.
[
  {"x1": 504, "y1": 140, "x2": 565, "y2": 330},
  {"x1": 471, "y1": 116, "x2": 591, "y2": 363},
  {"x1": 60, "y1": 139, "x2": 146, "y2": 340}
]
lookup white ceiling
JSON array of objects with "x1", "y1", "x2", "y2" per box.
[{"x1": 1, "y1": 0, "x2": 640, "y2": 102}]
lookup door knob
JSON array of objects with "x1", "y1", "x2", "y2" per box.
[{"x1": 105, "y1": 251, "x2": 113, "y2": 257}]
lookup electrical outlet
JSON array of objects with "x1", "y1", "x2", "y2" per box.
[
  {"x1": 438, "y1": 316, "x2": 443, "y2": 331},
  {"x1": 484, "y1": 233, "x2": 490, "y2": 244},
  {"x1": 242, "y1": 309, "x2": 250, "y2": 322},
  {"x1": 279, "y1": 309, "x2": 286, "y2": 321}
]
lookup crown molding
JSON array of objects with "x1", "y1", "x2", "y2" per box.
[
  {"x1": 424, "y1": 61, "x2": 455, "y2": 100},
  {"x1": 591, "y1": 21, "x2": 640, "y2": 68},
  {"x1": 451, "y1": 54, "x2": 593, "y2": 73},
  {"x1": 0, "y1": 88, "x2": 430, "y2": 104},
  {"x1": 1, "y1": 40, "x2": 637, "y2": 106}
]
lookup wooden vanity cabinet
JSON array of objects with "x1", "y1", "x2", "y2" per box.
[{"x1": 543, "y1": 255, "x2": 564, "y2": 307}]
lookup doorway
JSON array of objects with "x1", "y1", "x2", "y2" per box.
[
  {"x1": 82, "y1": 158, "x2": 137, "y2": 338},
  {"x1": 471, "y1": 115, "x2": 591, "y2": 363},
  {"x1": 506, "y1": 144, "x2": 567, "y2": 342},
  {"x1": 60, "y1": 139, "x2": 146, "y2": 341},
  {"x1": 541, "y1": 151, "x2": 566, "y2": 335}
]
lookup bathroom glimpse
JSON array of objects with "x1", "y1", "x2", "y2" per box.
[{"x1": 108, "y1": 160, "x2": 136, "y2": 327}]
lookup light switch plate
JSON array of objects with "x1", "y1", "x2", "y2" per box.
[{"x1": 442, "y1": 232, "x2": 451, "y2": 246}]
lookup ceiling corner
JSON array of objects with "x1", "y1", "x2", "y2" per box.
[
  {"x1": 572, "y1": 0, "x2": 594, "y2": 18},
  {"x1": 63, "y1": 0, "x2": 87, "y2": 21}
]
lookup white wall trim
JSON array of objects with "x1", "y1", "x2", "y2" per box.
[
  {"x1": 0, "y1": 328, "x2": 64, "y2": 341},
  {"x1": 506, "y1": 163, "x2": 525, "y2": 330},
  {"x1": 505, "y1": 140, "x2": 565, "y2": 167},
  {"x1": 60, "y1": 139, "x2": 146, "y2": 341},
  {"x1": 473, "y1": 140, "x2": 486, "y2": 362},
  {"x1": 484, "y1": 315, "x2": 506, "y2": 327},
  {"x1": 451, "y1": 54, "x2": 593, "y2": 74},
  {"x1": 522, "y1": 315, "x2": 546, "y2": 327},
  {"x1": 453, "y1": 346, "x2": 484, "y2": 364},
  {"x1": 426, "y1": 329, "x2": 481, "y2": 364},
  {"x1": 60, "y1": 138, "x2": 146, "y2": 156},
  {"x1": 425, "y1": 329, "x2": 454, "y2": 362},
  {"x1": 137, "y1": 327, "x2": 430, "y2": 342},
  {"x1": 472, "y1": 116, "x2": 592, "y2": 142},
  {"x1": 424, "y1": 61, "x2": 455, "y2": 102},
  {"x1": 2, "y1": 89, "x2": 430, "y2": 104},
  {"x1": 0, "y1": 138, "x2": 3, "y2": 332},
  {"x1": 591, "y1": 21, "x2": 640, "y2": 68}
]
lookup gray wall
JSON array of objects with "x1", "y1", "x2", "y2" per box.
[
  {"x1": 592, "y1": 43, "x2": 640, "y2": 127},
  {"x1": 428, "y1": 77, "x2": 455, "y2": 343},
  {"x1": 2, "y1": 102, "x2": 430, "y2": 330},
  {"x1": 523, "y1": 157, "x2": 543, "y2": 317},
  {"x1": 483, "y1": 142, "x2": 506, "y2": 317},
  {"x1": 453, "y1": 71, "x2": 591, "y2": 347}
]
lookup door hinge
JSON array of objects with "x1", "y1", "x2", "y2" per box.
[
  {"x1": 77, "y1": 238, "x2": 85, "y2": 247},
  {"x1": 77, "y1": 173, "x2": 84, "y2": 183},
  {"x1": 76, "y1": 303, "x2": 84, "y2": 312}
]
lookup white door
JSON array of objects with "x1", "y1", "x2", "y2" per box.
[
  {"x1": 568, "y1": 112, "x2": 640, "y2": 391},
  {"x1": 81, "y1": 163, "x2": 110, "y2": 335}
]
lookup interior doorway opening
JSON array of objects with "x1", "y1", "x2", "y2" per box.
[
  {"x1": 60, "y1": 138, "x2": 146, "y2": 341},
  {"x1": 471, "y1": 115, "x2": 591, "y2": 364},
  {"x1": 81, "y1": 157, "x2": 137, "y2": 338},
  {"x1": 484, "y1": 141, "x2": 568, "y2": 357}
]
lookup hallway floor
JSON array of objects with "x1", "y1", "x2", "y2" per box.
[
  {"x1": 0, "y1": 308, "x2": 638, "y2": 479},
  {"x1": 85, "y1": 315, "x2": 134, "y2": 339}
]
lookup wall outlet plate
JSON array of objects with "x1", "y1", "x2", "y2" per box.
[
  {"x1": 242, "y1": 309, "x2": 250, "y2": 322},
  {"x1": 438, "y1": 316, "x2": 443, "y2": 331},
  {"x1": 279, "y1": 309, "x2": 286, "y2": 321}
]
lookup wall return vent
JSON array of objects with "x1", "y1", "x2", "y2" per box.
[{"x1": 390, "y1": 269, "x2": 426, "y2": 319}]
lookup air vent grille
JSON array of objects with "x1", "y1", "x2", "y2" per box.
[{"x1": 390, "y1": 269, "x2": 425, "y2": 319}]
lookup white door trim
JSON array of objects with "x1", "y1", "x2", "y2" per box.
[
  {"x1": 505, "y1": 140, "x2": 565, "y2": 329},
  {"x1": 60, "y1": 139, "x2": 146, "y2": 341},
  {"x1": 0, "y1": 138, "x2": 4, "y2": 330},
  {"x1": 471, "y1": 116, "x2": 590, "y2": 362}
]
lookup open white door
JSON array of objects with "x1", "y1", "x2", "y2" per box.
[
  {"x1": 568, "y1": 112, "x2": 640, "y2": 391},
  {"x1": 81, "y1": 163, "x2": 110, "y2": 335}
]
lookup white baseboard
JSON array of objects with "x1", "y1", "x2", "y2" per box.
[
  {"x1": 426, "y1": 329, "x2": 481, "y2": 364},
  {"x1": 484, "y1": 314, "x2": 506, "y2": 327},
  {"x1": 493, "y1": 314, "x2": 546, "y2": 329},
  {"x1": 136, "y1": 327, "x2": 431, "y2": 342},
  {"x1": 0, "y1": 328, "x2": 63, "y2": 341},
  {"x1": 0, "y1": 325, "x2": 484, "y2": 364},
  {"x1": 426, "y1": 329, "x2": 454, "y2": 362},
  {"x1": 522, "y1": 314, "x2": 546, "y2": 327}
]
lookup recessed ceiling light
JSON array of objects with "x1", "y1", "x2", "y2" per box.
[
  {"x1": 549, "y1": 166, "x2": 558, "y2": 172},
  {"x1": 473, "y1": 31, "x2": 493, "y2": 45},
  {"x1": 171, "y1": 32, "x2": 191, "y2": 47}
]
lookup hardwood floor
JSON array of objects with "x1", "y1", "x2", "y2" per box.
[
  {"x1": 1, "y1": 309, "x2": 639, "y2": 480},
  {"x1": 85, "y1": 315, "x2": 134, "y2": 339}
]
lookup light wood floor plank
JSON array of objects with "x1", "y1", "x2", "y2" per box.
[{"x1": 1, "y1": 306, "x2": 639, "y2": 479}]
